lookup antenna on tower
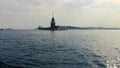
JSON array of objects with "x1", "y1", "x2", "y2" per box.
[{"x1": 52, "y1": 11, "x2": 54, "y2": 17}]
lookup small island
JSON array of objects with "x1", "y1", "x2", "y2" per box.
[{"x1": 36, "y1": 12, "x2": 67, "y2": 31}]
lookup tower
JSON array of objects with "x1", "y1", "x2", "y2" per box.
[{"x1": 50, "y1": 12, "x2": 56, "y2": 31}]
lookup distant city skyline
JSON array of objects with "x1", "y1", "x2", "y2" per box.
[{"x1": 0, "y1": 0, "x2": 120, "y2": 29}]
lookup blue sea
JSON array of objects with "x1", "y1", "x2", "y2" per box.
[{"x1": 0, "y1": 30, "x2": 120, "y2": 68}]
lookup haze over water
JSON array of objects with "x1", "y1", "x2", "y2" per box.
[{"x1": 0, "y1": 30, "x2": 120, "y2": 68}]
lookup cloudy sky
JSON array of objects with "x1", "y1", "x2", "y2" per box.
[{"x1": 0, "y1": 0, "x2": 120, "y2": 29}]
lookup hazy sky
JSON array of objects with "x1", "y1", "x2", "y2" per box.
[{"x1": 0, "y1": 0, "x2": 120, "y2": 29}]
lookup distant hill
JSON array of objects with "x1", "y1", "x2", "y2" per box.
[{"x1": 59, "y1": 26, "x2": 120, "y2": 30}]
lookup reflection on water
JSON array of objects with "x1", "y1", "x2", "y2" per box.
[
  {"x1": 0, "y1": 30, "x2": 120, "y2": 68},
  {"x1": 106, "y1": 57, "x2": 120, "y2": 68}
]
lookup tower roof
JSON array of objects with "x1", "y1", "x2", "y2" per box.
[{"x1": 51, "y1": 17, "x2": 55, "y2": 21}]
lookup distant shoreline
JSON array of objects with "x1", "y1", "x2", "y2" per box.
[{"x1": 1, "y1": 27, "x2": 120, "y2": 31}]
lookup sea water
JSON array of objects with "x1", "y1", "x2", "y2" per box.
[{"x1": 0, "y1": 30, "x2": 120, "y2": 68}]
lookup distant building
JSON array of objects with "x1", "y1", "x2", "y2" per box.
[{"x1": 50, "y1": 17, "x2": 56, "y2": 31}]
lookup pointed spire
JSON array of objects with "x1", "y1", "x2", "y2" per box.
[{"x1": 51, "y1": 11, "x2": 55, "y2": 22}]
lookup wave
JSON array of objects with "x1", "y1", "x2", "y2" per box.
[{"x1": 0, "y1": 60, "x2": 22, "y2": 68}]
